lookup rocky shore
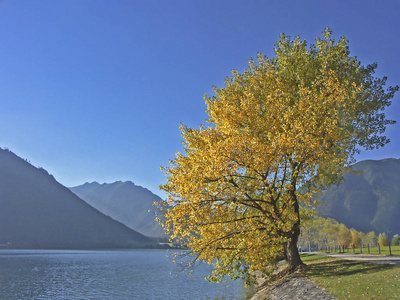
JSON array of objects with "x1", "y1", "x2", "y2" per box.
[
  {"x1": 250, "y1": 262, "x2": 337, "y2": 300},
  {"x1": 250, "y1": 273, "x2": 337, "y2": 299}
]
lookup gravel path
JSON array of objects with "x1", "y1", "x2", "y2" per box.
[{"x1": 315, "y1": 252, "x2": 400, "y2": 265}]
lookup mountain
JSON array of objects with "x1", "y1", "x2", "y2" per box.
[
  {"x1": 0, "y1": 148, "x2": 156, "y2": 249},
  {"x1": 70, "y1": 181, "x2": 167, "y2": 239},
  {"x1": 317, "y1": 158, "x2": 400, "y2": 237}
]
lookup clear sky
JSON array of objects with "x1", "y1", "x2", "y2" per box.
[{"x1": 1, "y1": 1, "x2": 399, "y2": 197}]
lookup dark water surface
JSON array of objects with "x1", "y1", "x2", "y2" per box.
[{"x1": 0, "y1": 249, "x2": 251, "y2": 300}]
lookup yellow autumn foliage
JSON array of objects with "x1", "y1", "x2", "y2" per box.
[{"x1": 158, "y1": 28, "x2": 397, "y2": 282}]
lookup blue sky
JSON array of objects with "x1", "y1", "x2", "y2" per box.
[{"x1": 1, "y1": 1, "x2": 399, "y2": 196}]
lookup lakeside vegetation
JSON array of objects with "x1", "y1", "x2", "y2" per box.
[
  {"x1": 302, "y1": 254, "x2": 400, "y2": 299},
  {"x1": 299, "y1": 210, "x2": 400, "y2": 255}
]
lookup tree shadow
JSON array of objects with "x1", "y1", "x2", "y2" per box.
[
  {"x1": 306, "y1": 259, "x2": 397, "y2": 277},
  {"x1": 301, "y1": 254, "x2": 328, "y2": 262}
]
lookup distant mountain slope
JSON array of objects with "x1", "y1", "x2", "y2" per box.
[
  {"x1": 0, "y1": 148, "x2": 156, "y2": 249},
  {"x1": 318, "y1": 158, "x2": 400, "y2": 237},
  {"x1": 70, "y1": 181, "x2": 167, "y2": 239}
]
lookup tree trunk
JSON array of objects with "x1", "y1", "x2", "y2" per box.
[
  {"x1": 286, "y1": 169, "x2": 304, "y2": 269},
  {"x1": 286, "y1": 227, "x2": 304, "y2": 268},
  {"x1": 285, "y1": 192, "x2": 304, "y2": 268}
]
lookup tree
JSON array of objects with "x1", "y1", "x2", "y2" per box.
[
  {"x1": 364, "y1": 231, "x2": 377, "y2": 247},
  {"x1": 378, "y1": 233, "x2": 390, "y2": 246},
  {"x1": 159, "y1": 28, "x2": 397, "y2": 281},
  {"x1": 300, "y1": 215, "x2": 341, "y2": 251},
  {"x1": 392, "y1": 234, "x2": 400, "y2": 246},
  {"x1": 299, "y1": 208, "x2": 318, "y2": 252},
  {"x1": 359, "y1": 231, "x2": 366, "y2": 247},
  {"x1": 351, "y1": 229, "x2": 362, "y2": 248},
  {"x1": 319, "y1": 218, "x2": 340, "y2": 250},
  {"x1": 338, "y1": 223, "x2": 352, "y2": 249}
]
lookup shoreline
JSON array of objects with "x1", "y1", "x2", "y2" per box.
[
  {"x1": 249, "y1": 261, "x2": 337, "y2": 300},
  {"x1": 250, "y1": 271, "x2": 337, "y2": 300}
]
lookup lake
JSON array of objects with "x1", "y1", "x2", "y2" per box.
[{"x1": 0, "y1": 249, "x2": 252, "y2": 300}]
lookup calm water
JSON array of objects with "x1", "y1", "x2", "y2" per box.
[{"x1": 0, "y1": 249, "x2": 252, "y2": 300}]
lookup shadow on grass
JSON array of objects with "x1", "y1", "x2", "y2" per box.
[
  {"x1": 306, "y1": 259, "x2": 397, "y2": 278},
  {"x1": 300, "y1": 254, "x2": 332, "y2": 263}
]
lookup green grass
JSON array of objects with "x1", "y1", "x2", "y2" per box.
[
  {"x1": 301, "y1": 254, "x2": 400, "y2": 300},
  {"x1": 322, "y1": 245, "x2": 400, "y2": 256}
]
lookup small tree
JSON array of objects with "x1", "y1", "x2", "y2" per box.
[
  {"x1": 364, "y1": 231, "x2": 377, "y2": 247},
  {"x1": 351, "y1": 229, "x2": 362, "y2": 248},
  {"x1": 391, "y1": 234, "x2": 400, "y2": 246},
  {"x1": 299, "y1": 208, "x2": 318, "y2": 252},
  {"x1": 303, "y1": 216, "x2": 343, "y2": 251},
  {"x1": 378, "y1": 233, "x2": 390, "y2": 246},
  {"x1": 338, "y1": 224, "x2": 352, "y2": 249},
  {"x1": 323, "y1": 218, "x2": 340, "y2": 250},
  {"x1": 359, "y1": 232, "x2": 366, "y2": 247}
]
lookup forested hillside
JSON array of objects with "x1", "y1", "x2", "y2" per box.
[{"x1": 318, "y1": 158, "x2": 400, "y2": 237}]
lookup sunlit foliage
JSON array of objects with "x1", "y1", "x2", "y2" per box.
[
  {"x1": 158, "y1": 28, "x2": 397, "y2": 281},
  {"x1": 378, "y1": 232, "x2": 390, "y2": 246}
]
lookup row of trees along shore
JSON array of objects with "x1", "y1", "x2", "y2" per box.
[
  {"x1": 299, "y1": 209, "x2": 400, "y2": 253},
  {"x1": 158, "y1": 28, "x2": 398, "y2": 282}
]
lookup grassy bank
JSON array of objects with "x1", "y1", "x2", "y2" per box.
[{"x1": 302, "y1": 254, "x2": 400, "y2": 299}]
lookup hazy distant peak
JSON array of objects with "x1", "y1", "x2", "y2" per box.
[
  {"x1": 82, "y1": 181, "x2": 101, "y2": 186},
  {"x1": 70, "y1": 180, "x2": 166, "y2": 238},
  {"x1": 80, "y1": 181, "x2": 138, "y2": 187},
  {"x1": 109, "y1": 180, "x2": 135, "y2": 186}
]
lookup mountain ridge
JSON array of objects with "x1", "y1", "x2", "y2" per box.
[
  {"x1": 70, "y1": 181, "x2": 167, "y2": 239},
  {"x1": 0, "y1": 148, "x2": 156, "y2": 249}
]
